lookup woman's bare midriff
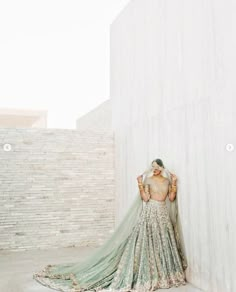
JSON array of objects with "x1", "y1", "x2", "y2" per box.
[{"x1": 150, "y1": 192, "x2": 168, "y2": 202}]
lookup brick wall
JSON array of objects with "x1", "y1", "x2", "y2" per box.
[{"x1": 0, "y1": 128, "x2": 115, "y2": 251}]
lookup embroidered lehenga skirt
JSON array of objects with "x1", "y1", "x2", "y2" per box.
[{"x1": 33, "y1": 198, "x2": 186, "y2": 291}]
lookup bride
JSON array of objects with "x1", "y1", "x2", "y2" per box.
[{"x1": 33, "y1": 158, "x2": 188, "y2": 291}]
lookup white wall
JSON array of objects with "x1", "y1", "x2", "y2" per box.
[{"x1": 110, "y1": 0, "x2": 236, "y2": 291}]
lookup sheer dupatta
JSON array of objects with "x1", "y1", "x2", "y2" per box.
[
  {"x1": 166, "y1": 189, "x2": 188, "y2": 270},
  {"x1": 162, "y1": 169, "x2": 188, "y2": 270},
  {"x1": 40, "y1": 191, "x2": 145, "y2": 280}
]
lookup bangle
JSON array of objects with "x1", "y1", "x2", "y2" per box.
[{"x1": 138, "y1": 183, "x2": 143, "y2": 186}]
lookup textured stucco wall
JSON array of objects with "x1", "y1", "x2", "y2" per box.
[
  {"x1": 110, "y1": 1, "x2": 236, "y2": 292},
  {"x1": 0, "y1": 128, "x2": 115, "y2": 251}
]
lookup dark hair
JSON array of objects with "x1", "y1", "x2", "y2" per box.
[{"x1": 152, "y1": 158, "x2": 165, "y2": 168}]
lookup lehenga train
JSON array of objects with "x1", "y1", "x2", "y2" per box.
[{"x1": 33, "y1": 193, "x2": 187, "y2": 292}]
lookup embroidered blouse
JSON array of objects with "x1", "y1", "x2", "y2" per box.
[{"x1": 143, "y1": 176, "x2": 171, "y2": 201}]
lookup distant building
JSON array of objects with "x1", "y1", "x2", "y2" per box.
[
  {"x1": 76, "y1": 99, "x2": 112, "y2": 132},
  {"x1": 0, "y1": 108, "x2": 47, "y2": 128}
]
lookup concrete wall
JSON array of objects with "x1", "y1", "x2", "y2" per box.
[
  {"x1": 76, "y1": 100, "x2": 112, "y2": 131},
  {"x1": 110, "y1": 1, "x2": 236, "y2": 292},
  {"x1": 0, "y1": 128, "x2": 114, "y2": 251}
]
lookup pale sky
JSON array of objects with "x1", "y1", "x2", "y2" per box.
[{"x1": 0, "y1": 0, "x2": 129, "y2": 129}]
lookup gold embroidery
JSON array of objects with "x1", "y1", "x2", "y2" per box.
[{"x1": 33, "y1": 199, "x2": 187, "y2": 291}]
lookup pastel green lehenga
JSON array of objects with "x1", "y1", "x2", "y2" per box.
[{"x1": 33, "y1": 171, "x2": 188, "y2": 292}]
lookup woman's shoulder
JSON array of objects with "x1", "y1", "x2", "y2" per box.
[{"x1": 143, "y1": 176, "x2": 151, "y2": 184}]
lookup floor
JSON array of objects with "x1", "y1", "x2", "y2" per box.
[{"x1": 1, "y1": 246, "x2": 203, "y2": 292}]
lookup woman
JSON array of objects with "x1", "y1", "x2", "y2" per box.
[{"x1": 33, "y1": 158, "x2": 187, "y2": 291}]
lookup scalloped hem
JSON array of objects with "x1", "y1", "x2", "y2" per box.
[{"x1": 33, "y1": 264, "x2": 187, "y2": 292}]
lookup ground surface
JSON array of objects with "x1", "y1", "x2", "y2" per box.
[{"x1": 0, "y1": 246, "x2": 203, "y2": 292}]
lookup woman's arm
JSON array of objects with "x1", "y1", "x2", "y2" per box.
[
  {"x1": 136, "y1": 175, "x2": 150, "y2": 202},
  {"x1": 168, "y1": 173, "x2": 177, "y2": 201}
]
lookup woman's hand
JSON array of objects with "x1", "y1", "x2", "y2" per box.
[
  {"x1": 170, "y1": 172, "x2": 177, "y2": 184},
  {"x1": 136, "y1": 175, "x2": 143, "y2": 183}
]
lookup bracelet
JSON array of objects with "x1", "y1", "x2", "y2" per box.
[{"x1": 138, "y1": 183, "x2": 143, "y2": 186}]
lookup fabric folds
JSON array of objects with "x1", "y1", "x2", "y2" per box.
[{"x1": 33, "y1": 193, "x2": 187, "y2": 292}]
